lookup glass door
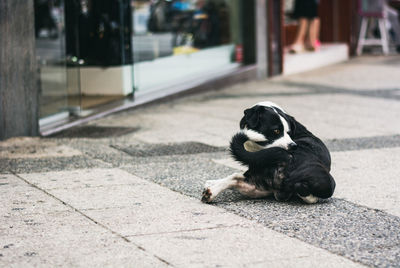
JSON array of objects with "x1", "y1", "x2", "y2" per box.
[
  {"x1": 37, "y1": 0, "x2": 134, "y2": 128},
  {"x1": 35, "y1": 0, "x2": 81, "y2": 125},
  {"x1": 64, "y1": 0, "x2": 134, "y2": 112}
]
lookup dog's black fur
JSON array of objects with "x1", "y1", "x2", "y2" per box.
[{"x1": 230, "y1": 104, "x2": 335, "y2": 202}]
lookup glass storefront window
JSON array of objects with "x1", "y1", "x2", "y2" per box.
[
  {"x1": 64, "y1": 0, "x2": 133, "y2": 111},
  {"x1": 132, "y1": 0, "x2": 242, "y2": 94},
  {"x1": 36, "y1": 0, "x2": 243, "y2": 130},
  {"x1": 37, "y1": 0, "x2": 134, "y2": 126}
]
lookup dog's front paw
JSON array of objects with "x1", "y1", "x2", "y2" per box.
[
  {"x1": 201, "y1": 180, "x2": 216, "y2": 203},
  {"x1": 201, "y1": 188, "x2": 213, "y2": 203}
]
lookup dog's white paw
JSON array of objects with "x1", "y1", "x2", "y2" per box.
[
  {"x1": 299, "y1": 194, "x2": 318, "y2": 204},
  {"x1": 201, "y1": 180, "x2": 217, "y2": 203}
]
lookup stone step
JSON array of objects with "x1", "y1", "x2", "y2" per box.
[{"x1": 284, "y1": 43, "x2": 349, "y2": 75}]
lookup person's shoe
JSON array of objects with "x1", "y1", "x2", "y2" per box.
[
  {"x1": 289, "y1": 44, "x2": 304, "y2": 54},
  {"x1": 306, "y1": 40, "x2": 321, "y2": 51},
  {"x1": 314, "y1": 40, "x2": 321, "y2": 50}
]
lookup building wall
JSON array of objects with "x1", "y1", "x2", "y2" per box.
[
  {"x1": 256, "y1": 0, "x2": 268, "y2": 78},
  {"x1": 0, "y1": 0, "x2": 39, "y2": 140},
  {"x1": 319, "y1": 0, "x2": 359, "y2": 55}
]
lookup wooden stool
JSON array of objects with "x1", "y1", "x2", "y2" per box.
[{"x1": 356, "y1": 0, "x2": 389, "y2": 55}]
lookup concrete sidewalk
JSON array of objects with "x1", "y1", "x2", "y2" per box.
[{"x1": 1, "y1": 55, "x2": 400, "y2": 267}]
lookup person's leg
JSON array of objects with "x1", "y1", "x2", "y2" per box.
[
  {"x1": 293, "y1": 18, "x2": 308, "y2": 45},
  {"x1": 385, "y1": 4, "x2": 400, "y2": 51},
  {"x1": 308, "y1": 17, "x2": 320, "y2": 50},
  {"x1": 290, "y1": 18, "x2": 308, "y2": 53}
]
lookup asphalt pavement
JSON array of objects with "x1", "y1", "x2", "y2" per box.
[{"x1": 1, "y1": 55, "x2": 400, "y2": 267}]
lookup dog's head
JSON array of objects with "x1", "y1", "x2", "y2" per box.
[{"x1": 240, "y1": 101, "x2": 297, "y2": 150}]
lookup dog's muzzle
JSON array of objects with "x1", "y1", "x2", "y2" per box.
[{"x1": 288, "y1": 142, "x2": 297, "y2": 151}]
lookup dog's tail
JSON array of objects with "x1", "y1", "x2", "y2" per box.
[{"x1": 229, "y1": 132, "x2": 291, "y2": 167}]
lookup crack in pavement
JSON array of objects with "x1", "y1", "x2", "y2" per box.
[{"x1": 10, "y1": 172, "x2": 175, "y2": 267}]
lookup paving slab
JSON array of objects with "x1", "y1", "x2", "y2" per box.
[
  {"x1": 131, "y1": 225, "x2": 363, "y2": 268},
  {"x1": 30, "y1": 182, "x2": 158, "y2": 211},
  {"x1": 101, "y1": 110, "x2": 238, "y2": 147},
  {"x1": 0, "y1": 137, "x2": 82, "y2": 159},
  {"x1": 280, "y1": 56, "x2": 400, "y2": 91},
  {"x1": 242, "y1": 94, "x2": 400, "y2": 140},
  {"x1": 325, "y1": 134, "x2": 400, "y2": 152},
  {"x1": 0, "y1": 174, "x2": 71, "y2": 216},
  {"x1": 82, "y1": 202, "x2": 248, "y2": 237},
  {"x1": 0, "y1": 173, "x2": 167, "y2": 267},
  {"x1": 61, "y1": 139, "x2": 140, "y2": 167},
  {"x1": 0, "y1": 236, "x2": 166, "y2": 268},
  {"x1": 167, "y1": 85, "x2": 310, "y2": 121},
  {"x1": 0, "y1": 138, "x2": 108, "y2": 174},
  {"x1": 14, "y1": 168, "x2": 365, "y2": 267},
  {"x1": 0, "y1": 211, "x2": 166, "y2": 268},
  {"x1": 21, "y1": 168, "x2": 247, "y2": 236},
  {"x1": 331, "y1": 147, "x2": 400, "y2": 217},
  {"x1": 20, "y1": 168, "x2": 145, "y2": 190},
  {"x1": 113, "y1": 142, "x2": 225, "y2": 157},
  {"x1": 1, "y1": 210, "x2": 99, "y2": 237},
  {"x1": 203, "y1": 79, "x2": 312, "y2": 96},
  {"x1": 0, "y1": 156, "x2": 111, "y2": 174}
]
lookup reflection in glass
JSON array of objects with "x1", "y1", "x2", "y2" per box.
[
  {"x1": 36, "y1": 0, "x2": 242, "y2": 124},
  {"x1": 132, "y1": 0, "x2": 242, "y2": 93},
  {"x1": 35, "y1": 0, "x2": 72, "y2": 119}
]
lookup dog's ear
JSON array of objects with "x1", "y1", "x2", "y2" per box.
[
  {"x1": 275, "y1": 108, "x2": 297, "y2": 135},
  {"x1": 240, "y1": 107, "x2": 260, "y2": 129},
  {"x1": 286, "y1": 115, "x2": 297, "y2": 134}
]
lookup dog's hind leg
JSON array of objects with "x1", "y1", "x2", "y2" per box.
[
  {"x1": 235, "y1": 181, "x2": 273, "y2": 199},
  {"x1": 202, "y1": 173, "x2": 272, "y2": 203}
]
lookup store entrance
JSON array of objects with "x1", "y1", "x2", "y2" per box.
[
  {"x1": 36, "y1": 0, "x2": 134, "y2": 128},
  {"x1": 274, "y1": 0, "x2": 356, "y2": 75},
  {"x1": 36, "y1": 0, "x2": 244, "y2": 132}
]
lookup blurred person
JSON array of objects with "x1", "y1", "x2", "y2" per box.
[
  {"x1": 34, "y1": 0, "x2": 58, "y2": 38},
  {"x1": 384, "y1": 0, "x2": 400, "y2": 52},
  {"x1": 192, "y1": 1, "x2": 220, "y2": 48},
  {"x1": 148, "y1": 0, "x2": 169, "y2": 32},
  {"x1": 289, "y1": 0, "x2": 320, "y2": 53}
]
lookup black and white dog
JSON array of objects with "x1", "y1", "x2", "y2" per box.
[{"x1": 202, "y1": 101, "x2": 335, "y2": 204}]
